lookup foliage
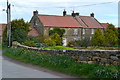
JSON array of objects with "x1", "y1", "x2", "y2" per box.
[
  {"x1": 3, "y1": 47, "x2": 120, "y2": 79},
  {"x1": 51, "y1": 33, "x2": 62, "y2": 46},
  {"x1": 67, "y1": 41, "x2": 76, "y2": 47},
  {"x1": 91, "y1": 28, "x2": 105, "y2": 46},
  {"x1": 23, "y1": 40, "x2": 36, "y2": 47},
  {"x1": 44, "y1": 38, "x2": 56, "y2": 46},
  {"x1": 27, "y1": 36, "x2": 40, "y2": 43},
  {"x1": 49, "y1": 27, "x2": 65, "y2": 37},
  {"x1": 76, "y1": 37, "x2": 91, "y2": 48},
  {"x1": 37, "y1": 35, "x2": 49, "y2": 43},
  {"x1": 104, "y1": 24, "x2": 118, "y2": 46},
  {"x1": 44, "y1": 46, "x2": 75, "y2": 50},
  {"x1": 2, "y1": 19, "x2": 30, "y2": 45}
]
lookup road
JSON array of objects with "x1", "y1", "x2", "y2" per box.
[{"x1": 0, "y1": 50, "x2": 76, "y2": 78}]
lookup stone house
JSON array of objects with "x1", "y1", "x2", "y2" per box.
[{"x1": 30, "y1": 10, "x2": 108, "y2": 46}]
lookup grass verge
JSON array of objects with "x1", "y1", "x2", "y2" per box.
[{"x1": 3, "y1": 47, "x2": 120, "y2": 79}]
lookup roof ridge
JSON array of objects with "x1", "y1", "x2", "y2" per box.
[
  {"x1": 38, "y1": 14, "x2": 66, "y2": 17},
  {"x1": 79, "y1": 16, "x2": 89, "y2": 27},
  {"x1": 93, "y1": 17, "x2": 104, "y2": 28}
]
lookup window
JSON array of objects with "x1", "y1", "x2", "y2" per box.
[
  {"x1": 82, "y1": 28, "x2": 85, "y2": 34},
  {"x1": 73, "y1": 29, "x2": 78, "y2": 35},
  {"x1": 90, "y1": 36, "x2": 92, "y2": 40},
  {"x1": 82, "y1": 36, "x2": 85, "y2": 40},
  {"x1": 50, "y1": 28, "x2": 53, "y2": 30},
  {"x1": 73, "y1": 37, "x2": 78, "y2": 41},
  {"x1": 91, "y1": 29, "x2": 94, "y2": 34},
  {"x1": 35, "y1": 21, "x2": 38, "y2": 26},
  {"x1": 64, "y1": 29, "x2": 67, "y2": 35}
]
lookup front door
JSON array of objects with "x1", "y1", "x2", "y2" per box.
[{"x1": 62, "y1": 38, "x2": 67, "y2": 46}]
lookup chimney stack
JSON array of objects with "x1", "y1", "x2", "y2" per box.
[
  {"x1": 71, "y1": 11, "x2": 75, "y2": 17},
  {"x1": 33, "y1": 10, "x2": 38, "y2": 16},
  {"x1": 63, "y1": 9, "x2": 67, "y2": 16},
  {"x1": 90, "y1": 13, "x2": 94, "y2": 17}
]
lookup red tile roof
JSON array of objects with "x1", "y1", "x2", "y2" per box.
[
  {"x1": 38, "y1": 15, "x2": 82, "y2": 28},
  {"x1": 80, "y1": 16, "x2": 103, "y2": 28},
  {"x1": 101, "y1": 23, "x2": 109, "y2": 28},
  {"x1": 0, "y1": 24, "x2": 6, "y2": 36},
  {"x1": 28, "y1": 26, "x2": 39, "y2": 37}
]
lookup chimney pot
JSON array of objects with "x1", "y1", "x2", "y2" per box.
[
  {"x1": 90, "y1": 13, "x2": 94, "y2": 17},
  {"x1": 33, "y1": 10, "x2": 38, "y2": 16},
  {"x1": 63, "y1": 9, "x2": 67, "y2": 16}
]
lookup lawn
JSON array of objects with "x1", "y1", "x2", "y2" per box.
[
  {"x1": 3, "y1": 47, "x2": 120, "y2": 79},
  {"x1": 44, "y1": 46, "x2": 75, "y2": 50}
]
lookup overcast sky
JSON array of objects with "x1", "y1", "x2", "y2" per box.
[{"x1": 0, "y1": 0, "x2": 119, "y2": 27}]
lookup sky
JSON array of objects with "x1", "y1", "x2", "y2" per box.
[{"x1": 0, "y1": 0, "x2": 119, "y2": 27}]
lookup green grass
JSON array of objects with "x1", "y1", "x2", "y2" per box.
[
  {"x1": 3, "y1": 47, "x2": 120, "y2": 79},
  {"x1": 44, "y1": 46, "x2": 75, "y2": 50}
]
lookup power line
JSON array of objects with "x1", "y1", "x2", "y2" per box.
[{"x1": 11, "y1": 1, "x2": 116, "y2": 9}]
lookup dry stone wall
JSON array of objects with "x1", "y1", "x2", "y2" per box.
[{"x1": 15, "y1": 44, "x2": 120, "y2": 65}]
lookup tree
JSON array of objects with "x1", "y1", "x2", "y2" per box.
[
  {"x1": 104, "y1": 24, "x2": 118, "y2": 46},
  {"x1": 91, "y1": 28, "x2": 105, "y2": 46},
  {"x1": 49, "y1": 27, "x2": 65, "y2": 37},
  {"x1": 51, "y1": 33, "x2": 62, "y2": 46},
  {"x1": 3, "y1": 19, "x2": 30, "y2": 45}
]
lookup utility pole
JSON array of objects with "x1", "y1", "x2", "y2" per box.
[{"x1": 7, "y1": 0, "x2": 11, "y2": 47}]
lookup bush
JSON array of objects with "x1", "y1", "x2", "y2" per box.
[
  {"x1": 23, "y1": 40, "x2": 36, "y2": 47},
  {"x1": 44, "y1": 38, "x2": 56, "y2": 46},
  {"x1": 67, "y1": 41, "x2": 76, "y2": 47},
  {"x1": 27, "y1": 36, "x2": 40, "y2": 43},
  {"x1": 75, "y1": 38, "x2": 91, "y2": 48}
]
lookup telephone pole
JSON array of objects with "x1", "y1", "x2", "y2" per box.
[{"x1": 7, "y1": 0, "x2": 11, "y2": 47}]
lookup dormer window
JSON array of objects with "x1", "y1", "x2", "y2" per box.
[{"x1": 91, "y1": 29, "x2": 94, "y2": 34}]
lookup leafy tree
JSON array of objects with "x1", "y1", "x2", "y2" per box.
[
  {"x1": 3, "y1": 19, "x2": 30, "y2": 45},
  {"x1": 91, "y1": 28, "x2": 105, "y2": 46},
  {"x1": 51, "y1": 33, "x2": 62, "y2": 46},
  {"x1": 104, "y1": 24, "x2": 118, "y2": 46},
  {"x1": 11, "y1": 19, "x2": 30, "y2": 43},
  {"x1": 49, "y1": 27, "x2": 65, "y2": 37}
]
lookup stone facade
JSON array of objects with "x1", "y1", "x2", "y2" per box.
[{"x1": 30, "y1": 10, "x2": 107, "y2": 46}]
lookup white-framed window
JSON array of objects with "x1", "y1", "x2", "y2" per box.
[
  {"x1": 50, "y1": 28, "x2": 53, "y2": 30},
  {"x1": 82, "y1": 36, "x2": 85, "y2": 40},
  {"x1": 90, "y1": 36, "x2": 92, "y2": 40},
  {"x1": 82, "y1": 28, "x2": 85, "y2": 34},
  {"x1": 73, "y1": 29, "x2": 78, "y2": 35},
  {"x1": 73, "y1": 38, "x2": 78, "y2": 41},
  {"x1": 91, "y1": 29, "x2": 94, "y2": 34}
]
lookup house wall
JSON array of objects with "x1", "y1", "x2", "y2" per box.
[
  {"x1": 43, "y1": 27, "x2": 82, "y2": 44},
  {"x1": 30, "y1": 16, "x2": 44, "y2": 36}
]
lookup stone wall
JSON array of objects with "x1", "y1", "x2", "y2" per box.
[{"x1": 15, "y1": 44, "x2": 120, "y2": 65}]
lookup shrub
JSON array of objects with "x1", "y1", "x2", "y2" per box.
[
  {"x1": 51, "y1": 33, "x2": 62, "y2": 46},
  {"x1": 23, "y1": 40, "x2": 36, "y2": 47},
  {"x1": 44, "y1": 38, "x2": 56, "y2": 46},
  {"x1": 67, "y1": 41, "x2": 76, "y2": 47}
]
